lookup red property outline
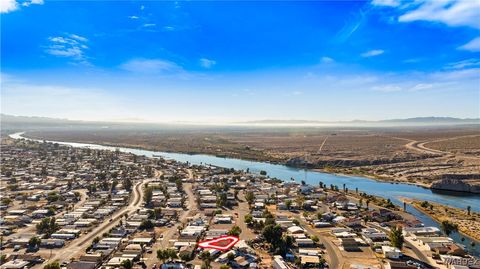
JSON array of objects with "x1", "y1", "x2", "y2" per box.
[{"x1": 197, "y1": 235, "x2": 240, "y2": 251}]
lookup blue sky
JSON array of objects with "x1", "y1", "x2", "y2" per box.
[{"x1": 1, "y1": 0, "x2": 479, "y2": 122}]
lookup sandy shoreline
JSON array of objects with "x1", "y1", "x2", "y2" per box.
[{"x1": 401, "y1": 198, "x2": 480, "y2": 242}]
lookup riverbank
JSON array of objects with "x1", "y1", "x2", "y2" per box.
[
  {"x1": 20, "y1": 132, "x2": 437, "y2": 190},
  {"x1": 315, "y1": 167, "x2": 433, "y2": 189},
  {"x1": 402, "y1": 198, "x2": 480, "y2": 242}
]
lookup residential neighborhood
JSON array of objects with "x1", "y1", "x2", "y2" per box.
[{"x1": 1, "y1": 138, "x2": 479, "y2": 269}]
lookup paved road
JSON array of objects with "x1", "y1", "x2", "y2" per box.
[
  {"x1": 288, "y1": 214, "x2": 341, "y2": 269},
  {"x1": 37, "y1": 179, "x2": 150, "y2": 266}
]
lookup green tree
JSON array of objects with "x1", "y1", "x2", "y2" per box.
[
  {"x1": 157, "y1": 249, "x2": 167, "y2": 264},
  {"x1": 440, "y1": 220, "x2": 458, "y2": 236},
  {"x1": 217, "y1": 192, "x2": 228, "y2": 207},
  {"x1": 120, "y1": 259, "x2": 133, "y2": 269},
  {"x1": 43, "y1": 262, "x2": 61, "y2": 269},
  {"x1": 144, "y1": 187, "x2": 153, "y2": 205},
  {"x1": 123, "y1": 178, "x2": 132, "y2": 192},
  {"x1": 200, "y1": 251, "x2": 213, "y2": 269},
  {"x1": 28, "y1": 236, "x2": 41, "y2": 249},
  {"x1": 244, "y1": 214, "x2": 253, "y2": 225},
  {"x1": 36, "y1": 217, "x2": 58, "y2": 236},
  {"x1": 139, "y1": 219, "x2": 154, "y2": 230},
  {"x1": 245, "y1": 191, "x2": 255, "y2": 205},
  {"x1": 262, "y1": 224, "x2": 283, "y2": 249},
  {"x1": 389, "y1": 226, "x2": 404, "y2": 249},
  {"x1": 228, "y1": 226, "x2": 242, "y2": 236},
  {"x1": 175, "y1": 178, "x2": 183, "y2": 191},
  {"x1": 179, "y1": 251, "x2": 192, "y2": 262},
  {"x1": 285, "y1": 200, "x2": 292, "y2": 210}
]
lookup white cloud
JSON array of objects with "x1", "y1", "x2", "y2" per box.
[
  {"x1": 361, "y1": 49, "x2": 384, "y2": 57},
  {"x1": 458, "y1": 37, "x2": 480, "y2": 52},
  {"x1": 398, "y1": 0, "x2": 480, "y2": 29},
  {"x1": 69, "y1": 34, "x2": 88, "y2": 42},
  {"x1": 22, "y1": 0, "x2": 43, "y2": 6},
  {"x1": 446, "y1": 58, "x2": 480, "y2": 69},
  {"x1": 120, "y1": 58, "x2": 183, "y2": 74},
  {"x1": 143, "y1": 23, "x2": 156, "y2": 28},
  {"x1": 320, "y1": 56, "x2": 334, "y2": 63},
  {"x1": 45, "y1": 34, "x2": 90, "y2": 64},
  {"x1": 163, "y1": 26, "x2": 175, "y2": 31},
  {"x1": 1, "y1": 0, "x2": 18, "y2": 13},
  {"x1": 199, "y1": 58, "x2": 216, "y2": 68},
  {"x1": 410, "y1": 83, "x2": 433, "y2": 91},
  {"x1": 128, "y1": 15, "x2": 139, "y2": 19},
  {"x1": 2, "y1": 0, "x2": 43, "y2": 11},
  {"x1": 371, "y1": 84, "x2": 402, "y2": 92},
  {"x1": 371, "y1": 0, "x2": 400, "y2": 7}
]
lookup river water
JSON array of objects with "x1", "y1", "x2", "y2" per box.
[{"x1": 8, "y1": 132, "x2": 479, "y2": 256}]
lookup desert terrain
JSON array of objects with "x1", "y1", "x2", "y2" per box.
[{"x1": 23, "y1": 125, "x2": 480, "y2": 192}]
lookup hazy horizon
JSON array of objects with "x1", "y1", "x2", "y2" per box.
[{"x1": 1, "y1": 0, "x2": 479, "y2": 122}]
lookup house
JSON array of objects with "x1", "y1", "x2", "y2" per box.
[
  {"x1": 300, "y1": 255, "x2": 320, "y2": 267},
  {"x1": 68, "y1": 261, "x2": 97, "y2": 269},
  {"x1": 340, "y1": 238, "x2": 359, "y2": 251},
  {"x1": 402, "y1": 227, "x2": 440, "y2": 237},
  {"x1": 295, "y1": 238, "x2": 315, "y2": 247},
  {"x1": 287, "y1": 226, "x2": 304, "y2": 235},
  {"x1": 382, "y1": 246, "x2": 402, "y2": 259},
  {"x1": 0, "y1": 260, "x2": 30, "y2": 269},
  {"x1": 273, "y1": 255, "x2": 291, "y2": 269}
]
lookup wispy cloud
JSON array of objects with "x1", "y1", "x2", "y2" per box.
[
  {"x1": 163, "y1": 26, "x2": 176, "y2": 31},
  {"x1": 371, "y1": 0, "x2": 400, "y2": 7},
  {"x1": 445, "y1": 58, "x2": 480, "y2": 69},
  {"x1": 361, "y1": 49, "x2": 384, "y2": 57},
  {"x1": 409, "y1": 83, "x2": 433, "y2": 91},
  {"x1": 320, "y1": 56, "x2": 334, "y2": 63},
  {"x1": 128, "y1": 15, "x2": 139, "y2": 19},
  {"x1": 398, "y1": 0, "x2": 480, "y2": 29},
  {"x1": 1, "y1": 0, "x2": 43, "y2": 13},
  {"x1": 371, "y1": 84, "x2": 401, "y2": 92},
  {"x1": 458, "y1": 37, "x2": 480, "y2": 52},
  {"x1": 374, "y1": 0, "x2": 480, "y2": 30},
  {"x1": 44, "y1": 34, "x2": 90, "y2": 65},
  {"x1": 143, "y1": 23, "x2": 156, "y2": 28},
  {"x1": 199, "y1": 58, "x2": 216, "y2": 68},
  {"x1": 120, "y1": 58, "x2": 183, "y2": 74}
]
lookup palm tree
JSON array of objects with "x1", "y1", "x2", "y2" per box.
[
  {"x1": 389, "y1": 226, "x2": 404, "y2": 249},
  {"x1": 200, "y1": 252, "x2": 213, "y2": 269},
  {"x1": 440, "y1": 220, "x2": 458, "y2": 236},
  {"x1": 157, "y1": 249, "x2": 167, "y2": 264}
]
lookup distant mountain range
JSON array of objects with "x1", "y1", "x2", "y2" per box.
[
  {"x1": 242, "y1": 117, "x2": 480, "y2": 125},
  {"x1": 1, "y1": 114, "x2": 479, "y2": 129}
]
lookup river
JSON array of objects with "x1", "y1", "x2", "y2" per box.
[{"x1": 8, "y1": 132, "x2": 479, "y2": 256}]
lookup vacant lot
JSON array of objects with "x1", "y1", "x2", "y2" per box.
[{"x1": 25, "y1": 126, "x2": 480, "y2": 189}]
